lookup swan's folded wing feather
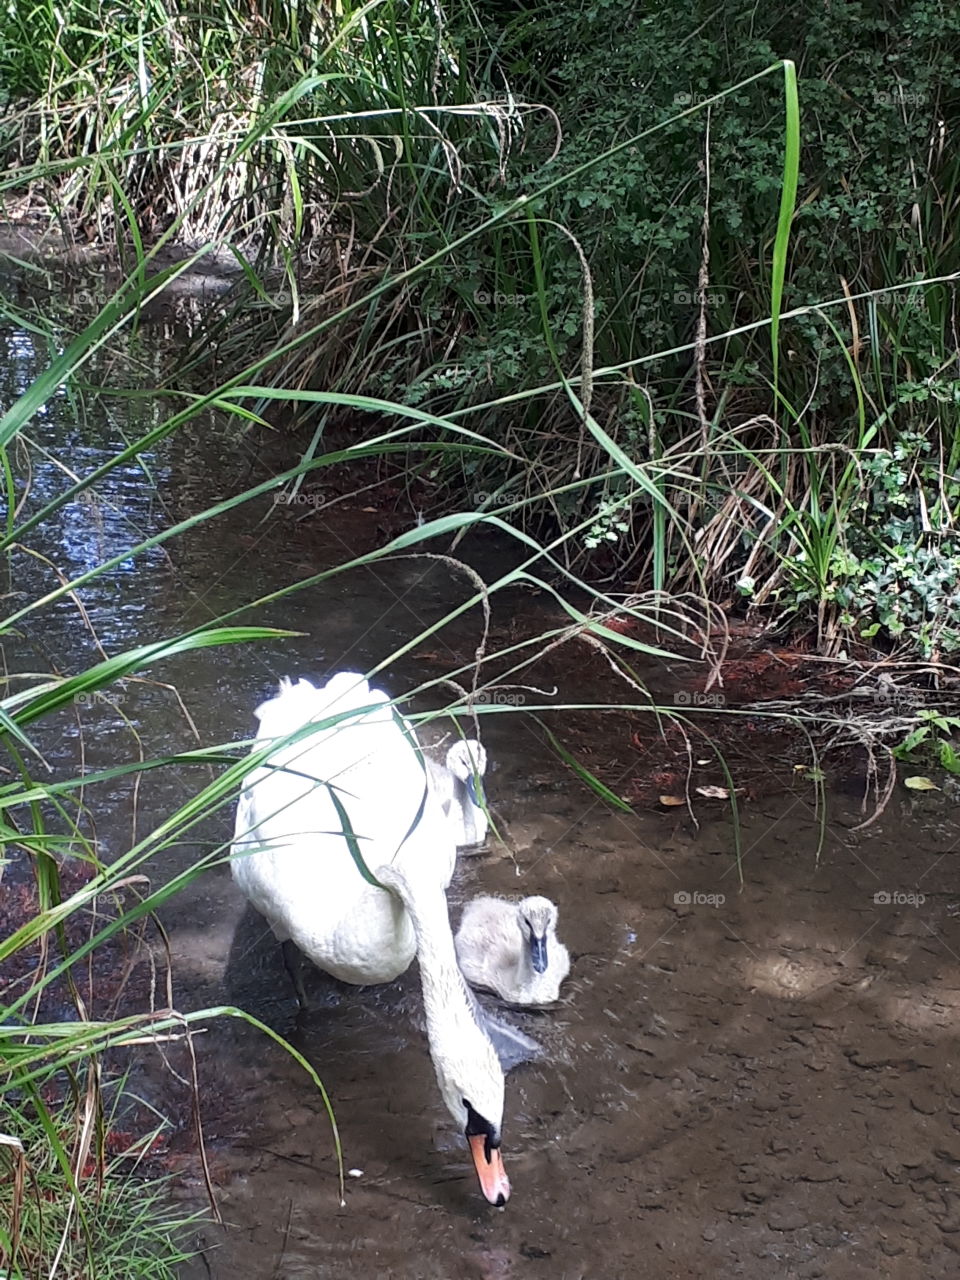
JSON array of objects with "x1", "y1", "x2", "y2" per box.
[{"x1": 463, "y1": 981, "x2": 542, "y2": 1070}]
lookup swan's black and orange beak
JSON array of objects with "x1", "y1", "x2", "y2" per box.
[
  {"x1": 529, "y1": 933, "x2": 548, "y2": 974},
  {"x1": 468, "y1": 1133, "x2": 510, "y2": 1206},
  {"x1": 465, "y1": 1101, "x2": 510, "y2": 1205}
]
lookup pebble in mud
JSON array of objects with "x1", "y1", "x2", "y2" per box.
[
  {"x1": 879, "y1": 1237, "x2": 907, "y2": 1256},
  {"x1": 811, "y1": 1224, "x2": 847, "y2": 1248},
  {"x1": 766, "y1": 1207, "x2": 810, "y2": 1232},
  {"x1": 910, "y1": 1091, "x2": 940, "y2": 1115},
  {"x1": 742, "y1": 1186, "x2": 770, "y2": 1204}
]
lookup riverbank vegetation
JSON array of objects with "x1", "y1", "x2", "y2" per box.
[
  {"x1": 1, "y1": 1091, "x2": 196, "y2": 1279},
  {"x1": 3, "y1": 0, "x2": 959, "y2": 657}
]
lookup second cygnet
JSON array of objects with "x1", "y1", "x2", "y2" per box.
[{"x1": 455, "y1": 895, "x2": 570, "y2": 1004}]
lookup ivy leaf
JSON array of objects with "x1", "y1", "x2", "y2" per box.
[{"x1": 938, "y1": 741, "x2": 960, "y2": 775}]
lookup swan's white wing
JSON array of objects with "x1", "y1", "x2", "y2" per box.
[{"x1": 230, "y1": 673, "x2": 456, "y2": 981}]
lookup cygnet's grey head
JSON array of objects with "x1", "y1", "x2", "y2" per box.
[
  {"x1": 517, "y1": 896, "x2": 559, "y2": 974},
  {"x1": 445, "y1": 740, "x2": 487, "y2": 806}
]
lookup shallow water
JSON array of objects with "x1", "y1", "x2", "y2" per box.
[{"x1": 4, "y1": 280, "x2": 960, "y2": 1278}]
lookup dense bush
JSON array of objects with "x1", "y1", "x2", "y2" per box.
[
  {"x1": 797, "y1": 434, "x2": 960, "y2": 657},
  {"x1": 0, "y1": 0, "x2": 500, "y2": 247},
  {"x1": 414, "y1": 0, "x2": 960, "y2": 651},
  {"x1": 454, "y1": 0, "x2": 960, "y2": 423}
]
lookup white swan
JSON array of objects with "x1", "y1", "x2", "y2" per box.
[
  {"x1": 424, "y1": 739, "x2": 489, "y2": 847},
  {"x1": 455, "y1": 896, "x2": 570, "y2": 1005},
  {"x1": 230, "y1": 673, "x2": 511, "y2": 1204}
]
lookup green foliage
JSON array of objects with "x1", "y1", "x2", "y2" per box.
[
  {"x1": 2, "y1": 0, "x2": 959, "y2": 663},
  {"x1": 892, "y1": 709, "x2": 960, "y2": 768},
  {"x1": 323, "y1": 0, "x2": 960, "y2": 621},
  {"x1": 466, "y1": 0, "x2": 960, "y2": 426},
  {"x1": 782, "y1": 435, "x2": 960, "y2": 655},
  {"x1": 0, "y1": 0, "x2": 502, "y2": 254},
  {"x1": 414, "y1": 0, "x2": 960, "y2": 583},
  {"x1": 583, "y1": 498, "x2": 631, "y2": 550},
  {"x1": 0, "y1": 1095, "x2": 197, "y2": 1279}
]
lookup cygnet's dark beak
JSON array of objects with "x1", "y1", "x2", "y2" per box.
[
  {"x1": 466, "y1": 774, "x2": 484, "y2": 808},
  {"x1": 529, "y1": 933, "x2": 548, "y2": 974}
]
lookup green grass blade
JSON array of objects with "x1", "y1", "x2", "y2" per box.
[{"x1": 770, "y1": 59, "x2": 800, "y2": 392}]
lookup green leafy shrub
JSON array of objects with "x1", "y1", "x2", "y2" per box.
[
  {"x1": 782, "y1": 433, "x2": 960, "y2": 655},
  {"x1": 466, "y1": 0, "x2": 960, "y2": 430}
]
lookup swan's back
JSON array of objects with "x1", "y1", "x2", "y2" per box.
[
  {"x1": 245, "y1": 674, "x2": 437, "y2": 854},
  {"x1": 231, "y1": 673, "x2": 456, "y2": 982}
]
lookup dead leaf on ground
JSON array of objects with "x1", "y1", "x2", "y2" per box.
[
  {"x1": 905, "y1": 775, "x2": 940, "y2": 791},
  {"x1": 695, "y1": 785, "x2": 729, "y2": 799},
  {"x1": 659, "y1": 794, "x2": 685, "y2": 806}
]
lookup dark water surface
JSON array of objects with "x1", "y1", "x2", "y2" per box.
[{"x1": 4, "y1": 278, "x2": 960, "y2": 1279}]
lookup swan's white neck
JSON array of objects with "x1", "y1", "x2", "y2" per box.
[{"x1": 376, "y1": 864, "x2": 492, "y2": 1073}]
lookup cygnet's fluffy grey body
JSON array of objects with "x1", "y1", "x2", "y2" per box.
[{"x1": 455, "y1": 895, "x2": 570, "y2": 1004}]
